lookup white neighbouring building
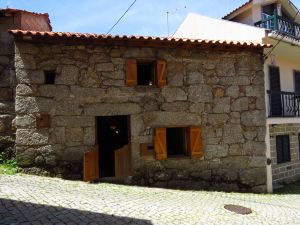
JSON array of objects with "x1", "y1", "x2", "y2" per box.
[{"x1": 175, "y1": 0, "x2": 300, "y2": 192}]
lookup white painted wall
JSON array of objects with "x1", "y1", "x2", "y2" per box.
[{"x1": 174, "y1": 13, "x2": 266, "y2": 42}]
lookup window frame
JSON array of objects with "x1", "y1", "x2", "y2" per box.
[
  {"x1": 166, "y1": 127, "x2": 189, "y2": 158},
  {"x1": 136, "y1": 60, "x2": 156, "y2": 87}
]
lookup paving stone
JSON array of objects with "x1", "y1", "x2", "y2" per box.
[{"x1": 0, "y1": 174, "x2": 299, "y2": 225}]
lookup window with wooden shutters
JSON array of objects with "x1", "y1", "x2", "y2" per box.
[
  {"x1": 294, "y1": 71, "x2": 300, "y2": 93},
  {"x1": 126, "y1": 58, "x2": 137, "y2": 86},
  {"x1": 156, "y1": 60, "x2": 167, "y2": 87},
  {"x1": 187, "y1": 126, "x2": 203, "y2": 158},
  {"x1": 276, "y1": 135, "x2": 291, "y2": 164},
  {"x1": 154, "y1": 128, "x2": 167, "y2": 160}
]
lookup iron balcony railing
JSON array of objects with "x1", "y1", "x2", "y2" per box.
[
  {"x1": 267, "y1": 90, "x2": 300, "y2": 117},
  {"x1": 255, "y1": 13, "x2": 300, "y2": 40}
]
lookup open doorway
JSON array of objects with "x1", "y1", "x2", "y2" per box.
[{"x1": 97, "y1": 116, "x2": 130, "y2": 178}]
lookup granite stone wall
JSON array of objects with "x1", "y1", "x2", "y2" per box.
[
  {"x1": 0, "y1": 16, "x2": 16, "y2": 158},
  {"x1": 14, "y1": 41, "x2": 267, "y2": 192},
  {"x1": 269, "y1": 123, "x2": 300, "y2": 186}
]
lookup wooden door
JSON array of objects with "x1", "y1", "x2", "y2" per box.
[
  {"x1": 114, "y1": 144, "x2": 131, "y2": 179},
  {"x1": 83, "y1": 145, "x2": 99, "y2": 182}
]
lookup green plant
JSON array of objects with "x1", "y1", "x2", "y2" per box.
[{"x1": 0, "y1": 152, "x2": 17, "y2": 175}]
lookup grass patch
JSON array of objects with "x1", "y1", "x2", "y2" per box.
[
  {"x1": 0, "y1": 163, "x2": 17, "y2": 175},
  {"x1": 274, "y1": 180, "x2": 300, "y2": 194},
  {"x1": 0, "y1": 152, "x2": 17, "y2": 175}
]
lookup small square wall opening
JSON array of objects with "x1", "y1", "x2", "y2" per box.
[
  {"x1": 44, "y1": 71, "x2": 56, "y2": 84},
  {"x1": 137, "y1": 62, "x2": 155, "y2": 86},
  {"x1": 166, "y1": 127, "x2": 187, "y2": 157}
]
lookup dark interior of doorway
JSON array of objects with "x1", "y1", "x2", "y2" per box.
[{"x1": 97, "y1": 116, "x2": 129, "y2": 178}]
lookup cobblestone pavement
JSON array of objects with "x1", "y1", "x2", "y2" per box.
[{"x1": 0, "y1": 174, "x2": 300, "y2": 225}]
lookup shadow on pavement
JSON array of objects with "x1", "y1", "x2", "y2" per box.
[{"x1": 0, "y1": 198, "x2": 152, "y2": 225}]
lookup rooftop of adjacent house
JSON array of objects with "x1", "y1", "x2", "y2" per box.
[
  {"x1": 0, "y1": 8, "x2": 52, "y2": 31},
  {"x1": 9, "y1": 29, "x2": 271, "y2": 49},
  {"x1": 222, "y1": 0, "x2": 253, "y2": 19},
  {"x1": 173, "y1": 13, "x2": 267, "y2": 43}
]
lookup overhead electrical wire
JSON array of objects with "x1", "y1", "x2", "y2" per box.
[{"x1": 106, "y1": 0, "x2": 137, "y2": 35}]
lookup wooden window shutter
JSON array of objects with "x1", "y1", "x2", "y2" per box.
[
  {"x1": 156, "y1": 60, "x2": 167, "y2": 87},
  {"x1": 154, "y1": 128, "x2": 167, "y2": 160},
  {"x1": 126, "y1": 58, "x2": 137, "y2": 86},
  {"x1": 83, "y1": 145, "x2": 99, "y2": 182},
  {"x1": 188, "y1": 127, "x2": 203, "y2": 158}
]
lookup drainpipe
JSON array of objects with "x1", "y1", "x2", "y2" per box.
[{"x1": 264, "y1": 59, "x2": 273, "y2": 193}]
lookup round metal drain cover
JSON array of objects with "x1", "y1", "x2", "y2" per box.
[{"x1": 224, "y1": 204, "x2": 252, "y2": 215}]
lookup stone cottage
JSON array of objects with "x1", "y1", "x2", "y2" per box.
[{"x1": 2, "y1": 9, "x2": 271, "y2": 192}]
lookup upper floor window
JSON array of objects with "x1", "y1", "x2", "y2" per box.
[{"x1": 125, "y1": 59, "x2": 167, "y2": 87}]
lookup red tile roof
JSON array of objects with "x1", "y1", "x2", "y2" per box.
[
  {"x1": 0, "y1": 8, "x2": 52, "y2": 31},
  {"x1": 9, "y1": 30, "x2": 271, "y2": 49},
  {"x1": 222, "y1": 0, "x2": 253, "y2": 19}
]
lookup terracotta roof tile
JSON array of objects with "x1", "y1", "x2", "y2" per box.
[
  {"x1": 223, "y1": 0, "x2": 253, "y2": 19},
  {"x1": 9, "y1": 30, "x2": 271, "y2": 48}
]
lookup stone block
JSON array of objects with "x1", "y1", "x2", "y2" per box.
[
  {"x1": 162, "y1": 102, "x2": 189, "y2": 112},
  {"x1": 0, "y1": 102, "x2": 14, "y2": 114},
  {"x1": 66, "y1": 127, "x2": 83, "y2": 146},
  {"x1": 70, "y1": 86, "x2": 106, "y2": 103},
  {"x1": 205, "y1": 145, "x2": 229, "y2": 159},
  {"x1": 245, "y1": 85, "x2": 264, "y2": 97},
  {"x1": 225, "y1": 86, "x2": 239, "y2": 97},
  {"x1": 162, "y1": 87, "x2": 187, "y2": 102},
  {"x1": 223, "y1": 124, "x2": 244, "y2": 144},
  {"x1": 15, "y1": 97, "x2": 53, "y2": 114},
  {"x1": 187, "y1": 71, "x2": 204, "y2": 85},
  {"x1": 15, "y1": 115, "x2": 35, "y2": 128},
  {"x1": 143, "y1": 111, "x2": 201, "y2": 127},
  {"x1": 231, "y1": 97, "x2": 249, "y2": 111},
  {"x1": 95, "y1": 63, "x2": 114, "y2": 72},
  {"x1": 207, "y1": 114, "x2": 229, "y2": 125},
  {"x1": 189, "y1": 103, "x2": 204, "y2": 113},
  {"x1": 239, "y1": 167, "x2": 266, "y2": 186},
  {"x1": 83, "y1": 127, "x2": 95, "y2": 145},
  {"x1": 190, "y1": 170, "x2": 211, "y2": 180},
  {"x1": 79, "y1": 68, "x2": 101, "y2": 87},
  {"x1": 62, "y1": 146, "x2": 86, "y2": 161},
  {"x1": 213, "y1": 98, "x2": 230, "y2": 113},
  {"x1": 241, "y1": 110, "x2": 265, "y2": 126},
  {"x1": 15, "y1": 54, "x2": 36, "y2": 70},
  {"x1": 16, "y1": 70, "x2": 45, "y2": 84},
  {"x1": 16, "y1": 84, "x2": 37, "y2": 96},
  {"x1": 16, "y1": 129, "x2": 49, "y2": 145},
  {"x1": 249, "y1": 156, "x2": 266, "y2": 168},
  {"x1": 220, "y1": 156, "x2": 250, "y2": 169},
  {"x1": 38, "y1": 85, "x2": 70, "y2": 99},
  {"x1": 56, "y1": 65, "x2": 79, "y2": 85},
  {"x1": 16, "y1": 146, "x2": 36, "y2": 167},
  {"x1": 49, "y1": 127, "x2": 65, "y2": 144},
  {"x1": 52, "y1": 116, "x2": 95, "y2": 127},
  {"x1": 84, "y1": 103, "x2": 141, "y2": 116},
  {"x1": 188, "y1": 85, "x2": 213, "y2": 103},
  {"x1": 54, "y1": 99, "x2": 82, "y2": 116}
]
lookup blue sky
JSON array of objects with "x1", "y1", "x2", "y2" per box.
[{"x1": 1, "y1": 0, "x2": 300, "y2": 36}]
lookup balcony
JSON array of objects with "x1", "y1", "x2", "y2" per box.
[
  {"x1": 255, "y1": 13, "x2": 300, "y2": 40},
  {"x1": 267, "y1": 90, "x2": 300, "y2": 117}
]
